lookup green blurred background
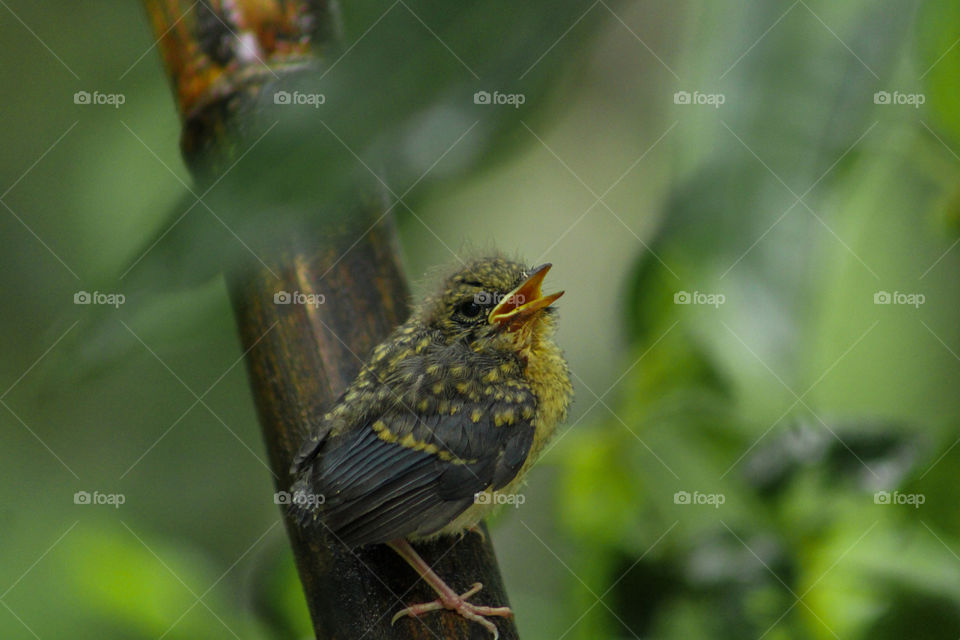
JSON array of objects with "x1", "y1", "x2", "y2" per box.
[{"x1": 2, "y1": 1, "x2": 960, "y2": 638}]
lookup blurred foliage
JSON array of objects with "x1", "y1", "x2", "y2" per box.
[
  {"x1": 549, "y1": 1, "x2": 960, "y2": 638},
  {"x1": 2, "y1": 1, "x2": 960, "y2": 639}
]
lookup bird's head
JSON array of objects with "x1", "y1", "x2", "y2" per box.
[{"x1": 416, "y1": 256, "x2": 564, "y2": 354}]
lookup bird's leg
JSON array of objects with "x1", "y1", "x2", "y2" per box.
[{"x1": 388, "y1": 538, "x2": 513, "y2": 639}]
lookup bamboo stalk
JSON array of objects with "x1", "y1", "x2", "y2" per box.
[{"x1": 140, "y1": 1, "x2": 519, "y2": 637}]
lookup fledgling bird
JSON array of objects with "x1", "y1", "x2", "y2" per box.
[{"x1": 289, "y1": 256, "x2": 572, "y2": 637}]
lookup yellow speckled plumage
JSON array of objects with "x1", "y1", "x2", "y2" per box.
[{"x1": 290, "y1": 255, "x2": 571, "y2": 637}]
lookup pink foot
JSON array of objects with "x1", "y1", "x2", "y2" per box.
[
  {"x1": 459, "y1": 523, "x2": 487, "y2": 543},
  {"x1": 391, "y1": 582, "x2": 513, "y2": 639}
]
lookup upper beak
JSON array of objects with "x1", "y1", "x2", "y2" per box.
[{"x1": 489, "y1": 263, "x2": 564, "y2": 326}]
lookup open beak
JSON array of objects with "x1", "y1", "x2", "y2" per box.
[{"x1": 489, "y1": 263, "x2": 564, "y2": 326}]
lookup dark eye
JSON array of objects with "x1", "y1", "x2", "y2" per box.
[{"x1": 457, "y1": 299, "x2": 484, "y2": 318}]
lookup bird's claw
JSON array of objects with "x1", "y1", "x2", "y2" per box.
[
  {"x1": 458, "y1": 524, "x2": 487, "y2": 543},
  {"x1": 467, "y1": 524, "x2": 486, "y2": 542},
  {"x1": 391, "y1": 582, "x2": 513, "y2": 639}
]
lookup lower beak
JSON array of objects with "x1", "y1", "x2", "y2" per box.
[{"x1": 489, "y1": 263, "x2": 564, "y2": 326}]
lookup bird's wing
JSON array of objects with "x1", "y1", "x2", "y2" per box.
[
  {"x1": 289, "y1": 390, "x2": 349, "y2": 474},
  {"x1": 294, "y1": 382, "x2": 537, "y2": 548}
]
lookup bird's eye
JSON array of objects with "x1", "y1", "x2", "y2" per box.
[{"x1": 457, "y1": 300, "x2": 484, "y2": 319}]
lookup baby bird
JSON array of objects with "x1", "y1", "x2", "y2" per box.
[{"x1": 290, "y1": 256, "x2": 572, "y2": 637}]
